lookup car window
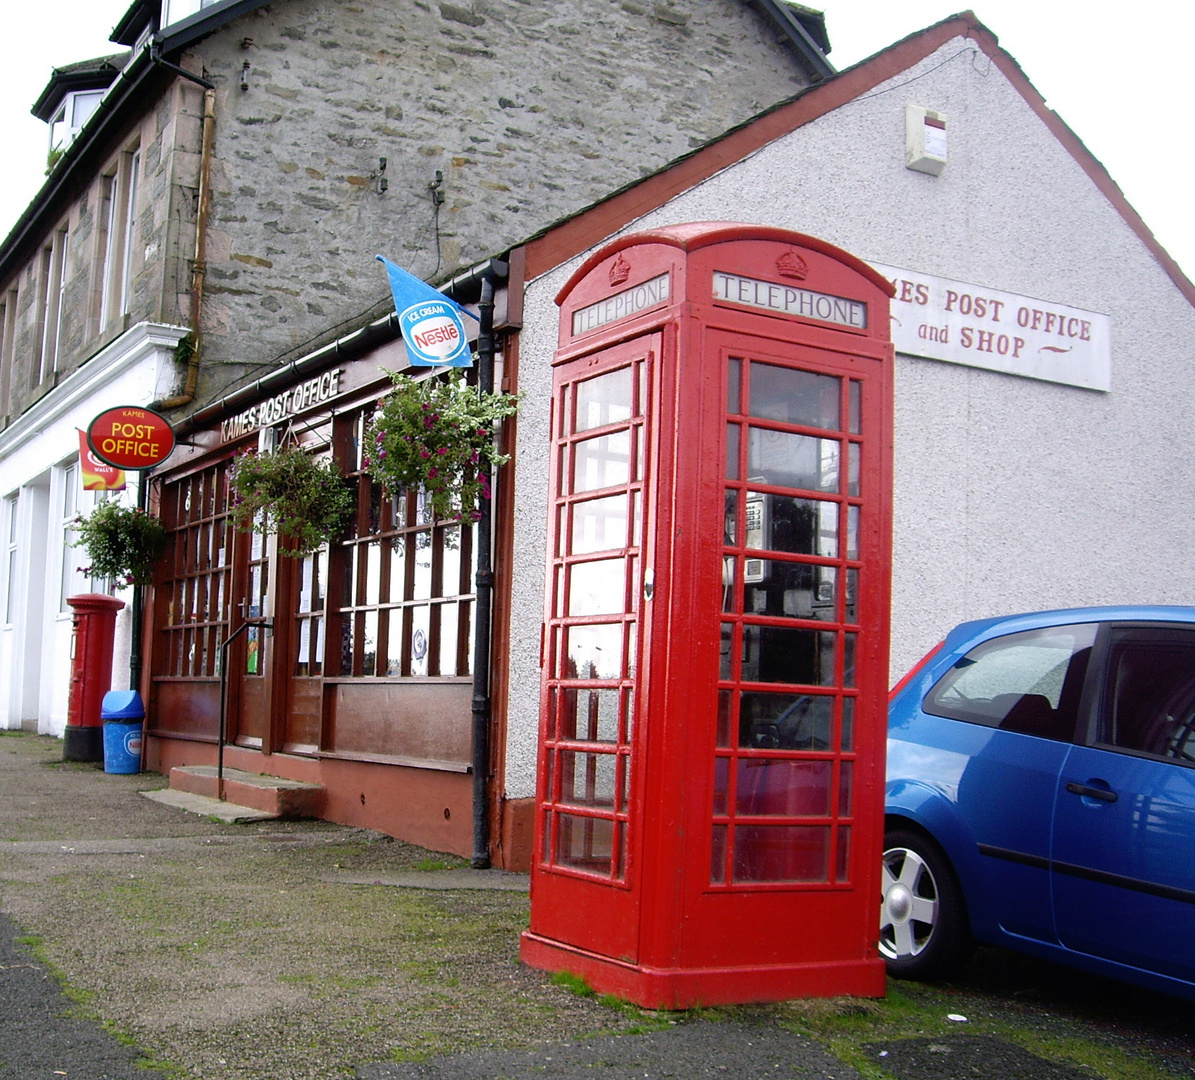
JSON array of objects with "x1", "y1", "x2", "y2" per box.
[
  {"x1": 923, "y1": 624, "x2": 1096, "y2": 739},
  {"x1": 1102, "y1": 630, "x2": 1195, "y2": 763}
]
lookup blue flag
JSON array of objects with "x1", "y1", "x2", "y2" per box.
[{"x1": 377, "y1": 255, "x2": 478, "y2": 368}]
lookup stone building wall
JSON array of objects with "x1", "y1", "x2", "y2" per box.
[{"x1": 177, "y1": 0, "x2": 813, "y2": 403}]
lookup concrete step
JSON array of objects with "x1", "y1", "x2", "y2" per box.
[
  {"x1": 168, "y1": 765, "x2": 325, "y2": 819},
  {"x1": 141, "y1": 787, "x2": 282, "y2": 824}
]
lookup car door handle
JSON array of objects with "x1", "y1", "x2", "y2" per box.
[{"x1": 1065, "y1": 781, "x2": 1118, "y2": 803}]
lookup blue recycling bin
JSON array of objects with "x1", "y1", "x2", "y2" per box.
[{"x1": 102, "y1": 690, "x2": 145, "y2": 775}]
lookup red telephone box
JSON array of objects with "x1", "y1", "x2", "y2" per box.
[{"x1": 520, "y1": 223, "x2": 895, "y2": 1007}]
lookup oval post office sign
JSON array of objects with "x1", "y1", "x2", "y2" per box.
[{"x1": 87, "y1": 406, "x2": 176, "y2": 470}]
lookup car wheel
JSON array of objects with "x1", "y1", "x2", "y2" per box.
[{"x1": 880, "y1": 827, "x2": 972, "y2": 979}]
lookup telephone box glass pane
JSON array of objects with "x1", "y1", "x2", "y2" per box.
[
  {"x1": 713, "y1": 757, "x2": 729, "y2": 815},
  {"x1": 720, "y1": 622, "x2": 734, "y2": 680},
  {"x1": 747, "y1": 493, "x2": 838, "y2": 557},
  {"x1": 559, "y1": 687, "x2": 621, "y2": 742},
  {"x1": 727, "y1": 357, "x2": 742, "y2": 414},
  {"x1": 838, "y1": 760, "x2": 853, "y2": 816},
  {"x1": 841, "y1": 697, "x2": 855, "y2": 751},
  {"x1": 740, "y1": 625, "x2": 836, "y2": 685},
  {"x1": 744, "y1": 564, "x2": 837, "y2": 623},
  {"x1": 836, "y1": 826, "x2": 851, "y2": 882},
  {"x1": 575, "y1": 367, "x2": 633, "y2": 431},
  {"x1": 565, "y1": 623, "x2": 623, "y2": 679},
  {"x1": 845, "y1": 569, "x2": 858, "y2": 623},
  {"x1": 571, "y1": 495, "x2": 628, "y2": 554},
  {"x1": 559, "y1": 751, "x2": 617, "y2": 807},
  {"x1": 726, "y1": 424, "x2": 740, "y2": 479},
  {"x1": 711, "y1": 825, "x2": 728, "y2": 883},
  {"x1": 736, "y1": 759, "x2": 832, "y2": 816},
  {"x1": 749, "y1": 364, "x2": 841, "y2": 431},
  {"x1": 739, "y1": 692, "x2": 832, "y2": 750},
  {"x1": 556, "y1": 813, "x2": 614, "y2": 874},
  {"x1": 568, "y1": 559, "x2": 627, "y2": 616},
  {"x1": 848, "y1": 380, "x2": 862, "y2": 434},
  {"x1": 734, "y1": 825, "x2": 830, "y2": 883},
  {"x1": 717, "y1": 690, "x2": 733, "y2": 747},
  {"x1": 574, "y1": 431, "x2": 631, "y2": 492},
  {"x1": 747, "y1": 429, "x2": 838, "y2": 492}
]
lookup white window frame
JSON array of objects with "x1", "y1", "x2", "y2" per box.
[
  {"x1": 3, "y1": 492, "x2": 20, "y2": 627},
  {"x1": 48, "y1": 89, "x2": 104, "y2": 155},
  {"x1": 98, "y1": 147, "x2": 140, "y2": 329},
  {"x1": 37, "y1": 226, "x2": 69, "y2": 384}
]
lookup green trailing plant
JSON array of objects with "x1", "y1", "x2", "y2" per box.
[
  {"x1": 363, "y1": 371, "x2": 520, "y2": 521},
  {"x1": 228, "y1": 445, "x2": 355, "y2": 557},
  {"x1": 73, "y1": 501, "x2": 167, "y2": 587}
]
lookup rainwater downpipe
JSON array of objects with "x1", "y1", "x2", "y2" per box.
[
  {"x1": 151, "y1": 75, "x2": 215, "y2": 412},
  {"x1": 470, "y1": 273, "x2": 498, "y2": 869}
]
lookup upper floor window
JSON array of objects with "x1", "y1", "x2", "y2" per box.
[
  {"x1": 37, "y1": 228, "x2": 70, "y2": 385},
  {"x1": 99, "y1": 148, "x2": 140, "y2": 328},
  {"x1": 160, "y1": 0, "x2": 222, "y2": 28},
  {"x1": 48, "y1": 91, "x2": 104, "y2": 156},
  {"x1": 0, "y1": 290, "x2": 13, "y2": 418}
]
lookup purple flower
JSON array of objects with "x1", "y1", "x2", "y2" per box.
[
  {"x1": 428, "y1": 467, "x2": 439, "y2": 479},
  {"x1": 419, "y1": 449, "x2": 431, "y2": 460},
  {"x1": 437, "y1": 447, "x2": 449, "y2": 456}
]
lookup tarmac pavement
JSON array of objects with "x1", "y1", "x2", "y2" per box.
[{"x1": 0, "y1": 730, "x2": 1190, "y2": 1080}]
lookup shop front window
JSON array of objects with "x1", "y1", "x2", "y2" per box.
[{"x1": 333, "y1": 409, "x2": 476, "y2": 679}]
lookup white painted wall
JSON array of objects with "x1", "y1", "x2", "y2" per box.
[
  {"x1": 503, "y1": 35, "x2": 1195, "y2": 800},
  {"x1": 0, "y1": 322, "x2": 186, "y2": 735}
]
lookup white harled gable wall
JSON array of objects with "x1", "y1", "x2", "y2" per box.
[{"x1": 503, "y1": 35, "x2": 1195, "y2": 801}]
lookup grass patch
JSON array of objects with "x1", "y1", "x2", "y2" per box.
[{"x1": 550, "y1": 970, "x2": 595, "y2": 998}]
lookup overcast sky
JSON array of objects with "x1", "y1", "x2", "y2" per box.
[{"x1": 0, "y1": 1, "x2": 1191, "y2": 281}]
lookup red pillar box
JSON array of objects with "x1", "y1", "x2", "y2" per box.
[
  {"x1": 64, "y1": 593, "x2": 126, "y2": 763},
  {"x1": 520, "y1": 223, "x2": 895, "y2": 1007}
]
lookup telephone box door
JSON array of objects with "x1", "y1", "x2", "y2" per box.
[{"x1": 530, "y1": 333, "x2": 658, "y2": 962}]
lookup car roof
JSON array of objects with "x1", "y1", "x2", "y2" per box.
[{"x1": 945, "y1": 605, "x2": 1195, "y2": 647}]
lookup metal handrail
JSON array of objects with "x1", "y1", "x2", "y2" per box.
[{"x1": 217, "y1": 618, "x2": 272, "y2": 800}]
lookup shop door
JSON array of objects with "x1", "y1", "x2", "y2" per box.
[
  {"x1": 229, "y1": 519, "x2": 273, "y2": 749},
  {"x1": 225, "y1": 450, "x2": 331, "y2": 756},
  {"x1": 531, "y1": 333, "x2": 658, "y2": 962},
  {"x1": 279, "y1": 546, "x2": 328, "y2": 753}
]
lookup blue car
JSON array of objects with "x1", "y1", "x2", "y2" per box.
[{"x1": 883, "y1": 606, "x2": 1195, "y2": 1000}]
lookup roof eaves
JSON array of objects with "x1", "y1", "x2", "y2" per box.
[
  {"x1": 0, "y1": 47, "x2": 162, "y2": 283},
  {"x1": 747, "y1": 0, "x2": 835, "y2": 81},
  {"x1": 111, "y1": 0, "x2": 157, "y2": 46},
  {"x1": 31, "y1": 53, "x2": 130, "y2": 123},
  {"x1": 156, "y1": 0, "x2": 274, "y2": 56}
]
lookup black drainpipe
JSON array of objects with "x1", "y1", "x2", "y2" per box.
[{"x1": 470, "y1": 272, "x2": 498, "y2": 869}]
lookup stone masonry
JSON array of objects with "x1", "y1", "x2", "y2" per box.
[{"x1": 1, "y1": 0, "x2": 818, "y2": 421}]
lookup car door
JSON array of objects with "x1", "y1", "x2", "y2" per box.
[
  {"x1": 902, "y1": 622, "x2": 1095, "y2": 944},
  {"x1": 1052, "y1": 624, "x2": 1195, "y2": 984}
]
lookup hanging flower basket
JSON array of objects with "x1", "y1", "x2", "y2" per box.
[
  {"x1": 73, "y1": 502, "x2": 167, "y2": 587},
  {"x1": 363, "y1": 371, "x2": 520, "y2": 521},
  {"x1": 228, "y1": 445, "x2": 355, "y2": 557}
]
